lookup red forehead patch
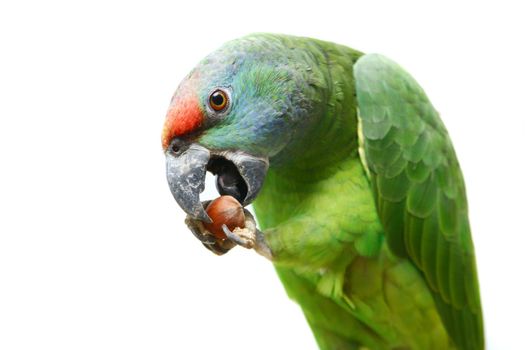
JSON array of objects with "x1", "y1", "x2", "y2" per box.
[{"x1": 161, "y1": 93, "x2": 204, "y2": 150}]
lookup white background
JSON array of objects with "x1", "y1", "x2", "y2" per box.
[{"x1": 0, "y1": 1, "x2": 524, "y2": 349}]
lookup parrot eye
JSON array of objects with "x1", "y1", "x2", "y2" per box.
[{"x1": 209, "y1": 89, "x2": 229, "y2": 112}]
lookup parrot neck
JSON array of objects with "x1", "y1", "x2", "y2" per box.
[
  {"x1": 270, "y1": 121, "x2": 358, "y2": 182},
  {"x1": 269, "y1": 47, "x2": 362, "y2": 183}
]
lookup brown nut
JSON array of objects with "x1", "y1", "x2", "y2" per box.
[{"x1": 203, "y1": 195, "x2": 245, "y2": 240}]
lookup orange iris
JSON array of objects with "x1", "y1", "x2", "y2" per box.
[{"x1": 209, "y1": 89, "x2": 228, "y2": 111}]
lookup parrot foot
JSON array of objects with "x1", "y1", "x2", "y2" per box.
[
  {"x1": 184, "y1": 207, "x2": 236, "y2": 255},
  {"x1": 184, "y1": 204, "x2": 272, "y2": 259},
  {"x1": 221, "y1": 209, "x2": 273, "y2": 260},
  {"x1": 222, "y1": 225, "x2": 255, "y2": 248}
]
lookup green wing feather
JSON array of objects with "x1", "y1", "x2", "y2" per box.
[{"x1": 354, "y1": 54, "x2": 484, "y2": 350}]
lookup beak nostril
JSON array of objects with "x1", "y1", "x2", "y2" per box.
[{"x1": 169, "y1": 138, "x2": 186, "y2": 155}]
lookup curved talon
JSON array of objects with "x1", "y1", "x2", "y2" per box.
[
  {"x1": 222, "y1": 224, "x2": 255, "y2": 249},
  {"x1": 185, "y1": 217, "x2": 216, "y2": 244},
  {"x1": 222, "y1": 225, "x2": 247, "y2": 247},
  {"x1": 202, "y1": 240, "x2": 233, "y2": 255},
  {"x1": 184, "y1": 202, "x2": 236, "y2": 255}
]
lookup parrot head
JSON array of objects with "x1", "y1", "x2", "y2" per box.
[{"x1": 162, "y1": 35, "x2": 325, "y2": 222}]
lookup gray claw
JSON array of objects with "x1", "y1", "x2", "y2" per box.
[
  {"x1": 222, "y1": 224, "x2": 254, "y2": 248},
  {"x1": 185, "y1": 217, "x2": 217, "y2": 244},
  {"x1": 184, "y1": 201, "x2": 236, "y2": 255},
  {"x1": 201, "y1": 240, "x2": 235, "y2": 256},
  {"x1": 220, "y1": 209, "x2": 273, "y2": 260}
]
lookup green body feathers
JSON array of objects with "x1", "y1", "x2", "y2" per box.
[{"x1": 247, "y1": 35, "x2": 483, "y2": 350}]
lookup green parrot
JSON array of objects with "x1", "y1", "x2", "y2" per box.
[{"x1": 161, "y1": 34, "x2": 483, "y2": 350}]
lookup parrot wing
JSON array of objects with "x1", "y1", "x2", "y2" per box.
[{"x1": 354, "y1": 54, "x2": 483, "y2": 350}]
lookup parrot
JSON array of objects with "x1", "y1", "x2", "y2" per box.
[{"x1": 161, "y1": 33, "x2": 484, "y2": 350}]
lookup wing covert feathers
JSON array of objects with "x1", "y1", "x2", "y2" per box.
[{"x1": 354, "y1": 54, "x2": 483, "y2": 350}]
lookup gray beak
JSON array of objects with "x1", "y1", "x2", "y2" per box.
[
  {"x1": 166, "y1": 141, "x2": 268, "y2": 222},
  {"x1": 166, "y1": 143, "x2": 212, "y2": 222}
]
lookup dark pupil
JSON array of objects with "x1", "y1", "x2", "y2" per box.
[{"x1": 211, "y1": 92, "x2": 224, "y2": 106}]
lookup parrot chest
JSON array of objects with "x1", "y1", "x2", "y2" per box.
[
  {"x1": 253, "y1": 154, "x2": 384, "y2": 259},
  {"x1": 252, "y1": 156, "x2": 450, "y2": 349}
]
